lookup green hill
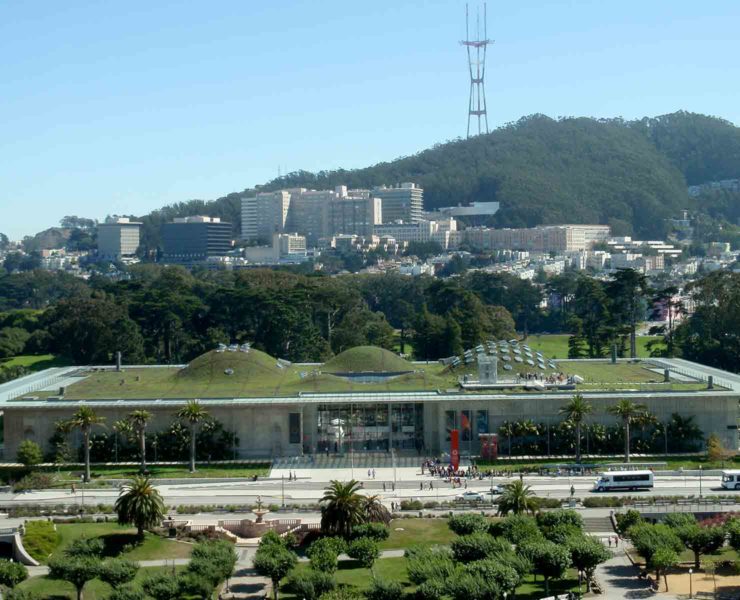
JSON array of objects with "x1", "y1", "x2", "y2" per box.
[
  {"x1": 324, "y1": 346, "x2": 413, "y2": 373},
  {"x1": 136, "y1": 111, "x2": 740, "y2": 241},
  {"x1": 177, "y1": 348, "x2": 282, "y2": 382}
]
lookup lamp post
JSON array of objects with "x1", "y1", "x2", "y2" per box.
[
  {"x1": 689, "y1": 567, "x2": 693, "y2": 598},
  {"x1": 281, "y1": 474, "x2": 286, "y2": 508},
  {"x1": 79, "y1": 474, "x2": 85, "y2": 514},
  {"x1": 699, "y1": 465, "x2": 703, "y2": 498}
]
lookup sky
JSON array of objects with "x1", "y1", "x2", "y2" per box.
[{"x1": 1, "y1": 1, "x2": 739, "y2": 239}]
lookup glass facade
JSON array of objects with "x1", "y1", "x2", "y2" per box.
[{"x1": 316, "y1": 403, "x2": 423, "y2": 453}]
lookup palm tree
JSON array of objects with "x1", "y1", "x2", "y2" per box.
[
  {"x1": 496, "y1": 479, "x2": 537, "y2": 516},
  {"x1": 129, "y1": 410, "x2": 153, "y2": 473},
  {"x1": 115, "y1": 475, "x2": 165, "y2": 537},
  {"x1": 320, "y1": 480, "x2": 365, "y2": 538},
  {"x1": 363, "y1": 494, "x2": 391, "y2": 525},
  {"x1": 559, "y1": 393, "x2": 593, "y2": 463},
  {"x1": 66, "y1": 406, "x2": 105, "y2": 483},
  {"x1": 608, "y1": 399, "x2": 648, "y2": 463},
  {"x1": 176, "y1": 400, "x2": 209, "y2": 473}
]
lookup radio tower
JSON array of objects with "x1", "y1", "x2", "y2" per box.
[{"x1": 461, "y1": 3, "x2": 492, "y2": 137}]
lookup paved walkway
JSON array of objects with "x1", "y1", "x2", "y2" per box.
[{"x1": 595, "y1": 548, "x2": 679, "y2": 600}]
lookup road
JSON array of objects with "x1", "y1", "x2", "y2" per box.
[{"x1": 0, "y1": 474, "x2": 732, "y2": 508}]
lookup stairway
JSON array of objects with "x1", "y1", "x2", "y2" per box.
[
  {"x1": 582, "y1": 516, "x2": 615, "y2": 534},
  {"x1": 272, "y1": 452, "x2": 422, "y2": 470}
]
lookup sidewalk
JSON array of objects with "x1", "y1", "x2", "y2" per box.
[{"x1": 595, "y1": 548, "x2": 679, "y2": 600}]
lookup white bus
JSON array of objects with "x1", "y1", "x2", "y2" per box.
[
  {"x1": 720, "y1": 470, "x2": 740, "y2": 490},
  {"x1": 592, "y1": 470, "x2": 654, "y2": 492}
]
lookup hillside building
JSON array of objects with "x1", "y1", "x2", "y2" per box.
[
  {"x1": 372, "y1": 183, "x2": 424, "y2": 224},
  {"x1": 97, "y1": 217, "x2": 142, "y2": 260},
  {"x1": 161, "y1": 216, "x2": 233, "y2": 265}
]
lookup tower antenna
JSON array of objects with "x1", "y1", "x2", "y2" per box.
[{"x1": 460, "y1": 3, "x2": 493, "y2": 137}]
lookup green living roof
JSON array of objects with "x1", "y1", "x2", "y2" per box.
[
  {"x1": 323, "y1": 346, "x2": 414, "y2": 373},
  {"x1": 18, "y1": 347, "x2": 712, "y2": 401}
]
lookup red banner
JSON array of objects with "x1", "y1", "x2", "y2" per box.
[{"x1": 451, "y1": 429, "x2": 460, "y2": 470}]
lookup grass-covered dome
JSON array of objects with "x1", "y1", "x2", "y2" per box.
[
  {"x1": 323, "y1": 346, "x2": 412, "y2": 373},
  {"x1": 177, "y1": 348, "x2": 282, "y2": 382}
]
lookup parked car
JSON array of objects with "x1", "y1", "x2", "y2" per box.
[{"x1": 487, "y1": 485, "x2": 503, "y2": 496}]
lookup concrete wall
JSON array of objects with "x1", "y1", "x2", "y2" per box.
[
  {"x1": 3, "y1": 391, "x2": 737, "y2": 461},
  {"x1": 2, "y1": 404, "x2": 303, "y2": 461}
]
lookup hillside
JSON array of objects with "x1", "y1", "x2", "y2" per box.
[{"x1": 136, "y1": 111, "x2": 740, "y2": 242}]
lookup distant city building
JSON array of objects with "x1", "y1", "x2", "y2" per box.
[
  {"x1": 161, "y1": 216, "x2": 232, "y2": 265},
  {"x1": 243, "y1": 233, "x2": 308, "y2": 264},
  {"x1": 97, "y1": 217, "x2": 142, "y2": 260},
  {"x1": 242, "y1": 185, "x2": 385, "y2": 245},
  {"x1": 241, "y1": 191, "x2": 291, "y2": 241},
  {"x1": 464, "y1": 224, "x2": 611, "y2": 253},
  {"x1": 374, "y1": 218, "x2": 457, "y2": 249},
  {"x1": 438, "y1": 201, "x2": 500, "y2": 218},
  {"x1": 372, "y1": 183, "x2": 424, "y2": 224}
]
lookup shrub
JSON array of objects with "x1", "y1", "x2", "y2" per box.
[
  {"x1": 318, "y1": 587, "x2": 364, "y2": 600},
  {"x1": 405, "y1": 546, "x2": 456, "y2": 585},
  {"x1": 99, "y1": 559, "x2": 139, "y2": 586},
  {"x1": 531, "y1": 497, "x2": 562, "y2": 509},
  {"x1": 347, "y1": 537, "x2": 380, "y2": 570},
  {"x1": 65, "y1": 537, "x2": 104, "y2": 558},
  {"x1": 536, "y1": 509, "x2": 583, "y2": 532},
  {"x1": 615, "y1": 509, "x2": 643, "y2": 535},
  {"x1": 16, "y1": 440, "x2": 43, "y2": 467},
  {"x1": 307, "y1": 537, "x2": 346, "y2": 574},
  {"x1": 400, "y1": 500, "x2": 423, "y2": 511},
  {"x1": 0, "y1": 559, "x2": 29, "y2": 589},
  {"x1": 108, "y1": 584, "x2": 145, "y2": 600},
  {"x1": 448, "y1": 513, "x2": 489, "y2": 535},
  {"x1": 451, "y1": 533, "x2": 509, "y2": 562},
  {"x1": 366, "y1": 577, "x2": 404, "y2": 600},
  {"x1": 582, "y1": 496, "x2": 625, "y2": 508},
  {"x1": 662, "y1": 513, "x2": 697, "y2": 529},
  {"x1": 288, "y1": 569, "x2": 335, "y2": 600},
  {"x1": 12, "y1": 472, "x2": 56, "y2": 493},
  {"x1": 490, "y1": 514, "x2": 542, "y2": 543},
  {"x1": 22, "y1": 520, "x2": 61, "y2": 561},
  {"x1": 464, "y1": 558, "x2": 521, "y2": 595},
  {"x1": 351, "y1": 523, "x2": 389, "y2": 541},
  {"x1": 142, "y1": 572, "x2": 180, "y2": 600},
  {"x1": 415, "y1": 579, "x2": 446, "y2": 600}
]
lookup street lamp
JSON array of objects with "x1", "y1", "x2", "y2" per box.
[
  {"x1": 699, "y1": 465, "x2": 703, "y2": 498},
  {"x1": 689, "y1": 567, "x2": 693, "y2": 598}
]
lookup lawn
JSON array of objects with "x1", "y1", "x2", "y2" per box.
[
  {"x1": 380, "y1": 518, "x2": 458, "y2": 550},
  {"x1": 24, "y1": 521, "x2": 192, "y2": 564},
  {"x1": 55, "y1": 463, "x2": 270, "y2": 481},
  {"x1": 525, "y1": 334, "x2": 661, "y2": 360},
  {"x1": 0, "y1": 353, "x2": 70, "y2": 371},
  {"x1": 18, "y1": 565, "x2": 186, "y2": 600}
]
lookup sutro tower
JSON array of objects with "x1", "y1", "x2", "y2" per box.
[{"x1": 460, "y1": 3, "x2": 493, "y2": 138}]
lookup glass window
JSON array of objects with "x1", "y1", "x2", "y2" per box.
[
  {"x1": 476, "y1": 410, "x2": 488, "y2": 435},
  {"x1": 445, "y1": 410, "x2": 456, "y2": 441},
  {"x1": 461, "y1": 410, "x2": 472, "y2": 442},
  {"x1": 289, "y1": 413, "x2": 300, "y2": 444}
]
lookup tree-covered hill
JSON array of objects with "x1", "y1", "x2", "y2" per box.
[
  {"x1": 629, "y1": 112, "x2": 740, "y2": 186},
  {"x1": 136, "y1": 111, "x2": 740, "y2": 245}
]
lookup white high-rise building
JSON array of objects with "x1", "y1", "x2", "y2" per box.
[{"x1": 241, "y1": 191, "x2": 291, "y2": 241}]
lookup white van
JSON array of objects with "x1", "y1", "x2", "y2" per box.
[
  {"x1": 592, "y1": 470, "x2": 654, "y2": 492},
  {"x1": 720, "y1": 470, "x2": 740, "y2": 490}
]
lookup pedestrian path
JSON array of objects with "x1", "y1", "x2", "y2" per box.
[{"x1": 595, "y1": 548, "x2": 677, "y2": 600}]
